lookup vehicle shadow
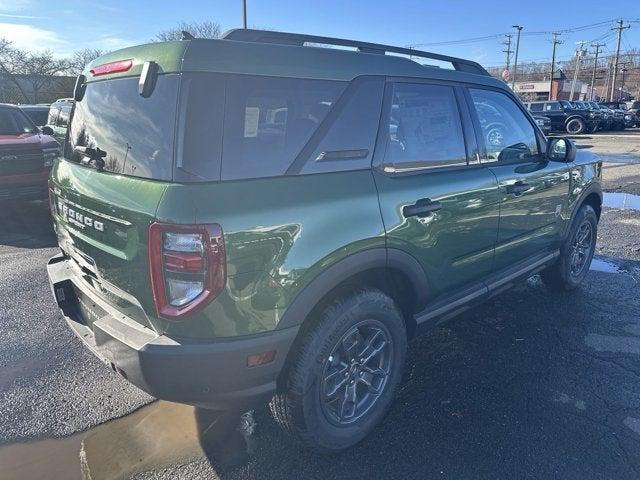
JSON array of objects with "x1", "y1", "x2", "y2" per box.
[
  {"x1": 0, "y1": 200, "x2": 56, "y2": 249},
  {"x1": 197, "y1": 263, "x2": 640, "y2": 480}
]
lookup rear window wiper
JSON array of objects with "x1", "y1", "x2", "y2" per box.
[{"x1": 73, "y1": 146, "x2": 107, "y2": 171}]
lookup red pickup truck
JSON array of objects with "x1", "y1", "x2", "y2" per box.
[{"x1": 0, "y1": 104, "x2": 59, "y2": 201}]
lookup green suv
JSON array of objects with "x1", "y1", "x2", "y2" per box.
[{"x1": 47, "y1": 30, "x2": 602, "y2": 452}]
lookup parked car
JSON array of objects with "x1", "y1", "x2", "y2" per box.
[
  {"x1": 0, "y1": 104, "x2": 60, "y2": 201},
  {"x1": 599, "y1": 101, "x2": 629, "y2": 130},
  {"x1": 532, "y1": 114, "x2": 552, "y2": 135},
  {"x1": 587, "y1": 102, "x2": 615, "y2": 131},
  {"x1": 47, "y1": 30, "x2": 602, "y2": 452},
  {"x1": 47, "y1": 102, "x2": 72, "y2": 144},
  {"x1": 527, "y1": 100, "x2": 598, "y2": 134},
  {"x1": 625, "y1": 100, "x2": 640, "y2": 127},
  {"x1": 18, "y1": 104, "x2": 50, "y2": 128}
]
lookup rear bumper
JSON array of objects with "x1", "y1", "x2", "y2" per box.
[{"x1": 47, "y1": 253, "x2": 298, "y2": 410}]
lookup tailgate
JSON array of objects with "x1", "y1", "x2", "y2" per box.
[{"x1": 50, "y1": 159, "x2": 170, "y2": 329}]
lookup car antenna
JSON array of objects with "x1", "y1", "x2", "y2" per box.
[{"x1": 181, "y1": 30, "x2": 195, "y2": 40}]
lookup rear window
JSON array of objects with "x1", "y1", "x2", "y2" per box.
[{"x1": 65, "y1": 75, "x2": 179, "y2": 180}]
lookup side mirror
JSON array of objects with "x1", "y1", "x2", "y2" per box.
[
  {"x1": 547, "y1": 137, "x2": 576, "y2": 162},
  {"x1": 41, "y1": 125, "x2": 54, "y2": 136}
]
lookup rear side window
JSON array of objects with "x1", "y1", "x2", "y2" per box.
[
  {"x1": 384, "y1": 83, "x2": 466, "y2": 169},
  {"x1": 221, "y1": 76, "x2": 345, "y2": 180},
  {"x1": 545, "y1": 102, "x2": 561, "y2": 112},
  {"x1": 529, "y1": 103, "x2": 543, "y2": 112},
  {"x1": 298, "y1": 77, "x2": 384, "y2": 174}
]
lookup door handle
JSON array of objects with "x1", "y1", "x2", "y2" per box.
[
  {"x1": 506, "y1": 181, "x2": 530, "y2": 196},
  {"x1": 403, "y1": 198, "x2": 442, "y2": 218}
]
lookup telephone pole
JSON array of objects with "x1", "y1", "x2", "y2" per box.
[
  {"x1": 590, "y1": 43, "x2": 606, "y2": 100},
  {"x1": 511, "y1": 25, "x2": 523, "y2": 89},
  {"x1": 503, "y1": 34, "x2": 513, "y2": 72},
  {"x1": 570, "y1": 41, "x2": 587, "y2": 101},
  {"x1": 619, "y1": 62, "x2": 630, "y2": 100},
  {"x1": 609, "y1": 19, "x2": 630, "y2": 101},
  {"x1": 549, "y1": 32, "x2": 563, "y2": 100}
]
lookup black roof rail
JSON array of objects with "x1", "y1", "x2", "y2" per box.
[{"x1": 222, "y1": 29, "x2": 490, "y2": 77}]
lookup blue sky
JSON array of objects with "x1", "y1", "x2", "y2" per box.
[{"x1": 1, "y1": 0, "x2": 638, "y2": 67}]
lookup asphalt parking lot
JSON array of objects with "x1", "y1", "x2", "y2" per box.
[{"x1": 1, "y1": 130, "x2": 639, "y2": 480}]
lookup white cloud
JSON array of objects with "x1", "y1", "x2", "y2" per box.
[
  {"x1": 0, "y1": 22, "x2": 69, "y2": 53},
  {"x1": 0, "y1": 0, "x2": 33, "y2": 12}
]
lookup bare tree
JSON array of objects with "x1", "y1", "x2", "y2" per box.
[
  {"x1": 67, "y1": 48, "x2": 105, "y2": 76},
  {"x1": 0, "y1": 38, "x2": 30, "y2": 103},
  {"x1": 153, "y1": 21, "x2": 222, "y2": 42},
  {"x1": 11, "y1": 49, "x2": 69, "y2": 103}
]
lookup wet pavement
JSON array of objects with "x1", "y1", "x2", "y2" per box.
[
  {"x1": 2, "y1": 255, "x2": 639, "y2": 480},
  {"x1": 1, "y1": 139, "x2": 640, "y2": 479}
]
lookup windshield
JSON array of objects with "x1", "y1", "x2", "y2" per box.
[
  {"x1": 64, "y1": 75, "x2": 179, "y2": 180},
  {"x1": 21, "y1": 109, "x2": 49, "y2": 126},
  {"x1": 0, "y1": 108, "x2": 39, "y2": 135}
]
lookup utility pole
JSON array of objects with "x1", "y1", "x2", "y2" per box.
[
  {"x1": 242, "y1": 0, "x2": 247, "y2": 28},
  {"x1": 570, "y1": 41, "x2": 587, "y2": 101},
  {"x1": 503, "y1": 34, "x2": 513, "y2": 72},
  {"x1": 609, "y1": 19, "x2": 630, "y2": 101},
  {"x1": 619, "y1": 62, "x2": 630, "y2": 100},
  {"x1": 511, "y1": 25, "x2": 523, "y2": 90},
  {"x1": 549, "y1": 32, "x2": 562, "y2": 100},
  {"x1": 590, "y1": 43, "x2": 606, "y2": 100}
]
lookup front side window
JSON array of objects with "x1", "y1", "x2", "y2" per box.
[
  {"x1": 221, "y1": 76, "x2": 345, "y2": 180},
  {"x1": 384, "y1": 83, "x2": 466, "y2": 169},
  {"x1": 469, "y1": 88, "x2": 538, "y2": 163}
]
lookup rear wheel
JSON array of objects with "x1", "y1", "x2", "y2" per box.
[
  {"x1": 270, "y1": 289, "x2": 407, "y2": 452},
  {"x1": 565, "y1": 117, "x2": 586, "y2": 134},
  {"x1": 541, "y1": 204, "x2": 598, "y2": 291}
]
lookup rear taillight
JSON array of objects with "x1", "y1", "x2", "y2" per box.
[{"x1": 148, "y1": 223, "x2": 226, "y2": 319}]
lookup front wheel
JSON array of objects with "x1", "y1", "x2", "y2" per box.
[
  {"x1": 270, "y1": 289, "x2": 407, "y2": 452},
  {"x1": 541, "y1": 204, "x2": 598, "y2": 291},
  {"x1": 565, "y1": 118, "x2": 586, "y2": 134}
]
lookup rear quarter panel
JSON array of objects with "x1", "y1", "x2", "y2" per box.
[{"x1": 156, "y1": 170, "x2": 385, "y2": 338}]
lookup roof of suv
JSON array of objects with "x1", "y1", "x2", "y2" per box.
[{"x1": 84, "y1": 29, "x2": 505, "y2": 89}]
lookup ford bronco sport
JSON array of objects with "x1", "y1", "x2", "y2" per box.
[{"x1": 47, "y1": 29, "x2": 602, "y2": 452}]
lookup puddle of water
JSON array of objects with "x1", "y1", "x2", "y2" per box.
[
  {"x1": 603, "y1": 192, "x2": 640, "y2": 211},
  {"x1": 0, "y1": 401, "x2": 251, "y2": 480},
  {"x1": 590, "y1": 258, "x2": 621, "y2": 273}
]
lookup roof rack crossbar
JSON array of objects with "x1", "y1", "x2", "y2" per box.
[{"x1": 222, "y1": 29, "x2": 490, "y2": 76}]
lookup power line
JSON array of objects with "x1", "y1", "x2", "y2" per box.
[{"x1": 503, "y1": 34, "x2": 513, "y2": 72}]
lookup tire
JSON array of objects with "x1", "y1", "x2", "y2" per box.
[
  {"x1": 565, "y1": 117, "x2": 586, "y2": 134},
  {"x1": 541, "y1": 204, "x2": 598, "y2": 291},
  {"x1": 270, "y1": 289, "x2": 407, "y2": 452}
]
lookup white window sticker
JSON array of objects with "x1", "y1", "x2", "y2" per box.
[{"x1": 244, "y1": 107, "x2": 260, "y2": 138}]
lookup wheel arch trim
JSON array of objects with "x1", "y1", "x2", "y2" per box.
[{"x1": 275, "y1": 248, "x2": 428, "y2": 331}]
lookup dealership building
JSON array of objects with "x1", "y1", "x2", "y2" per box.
[{"x1": 513, "y1": 70, "x2": 589, "y2": 101}]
